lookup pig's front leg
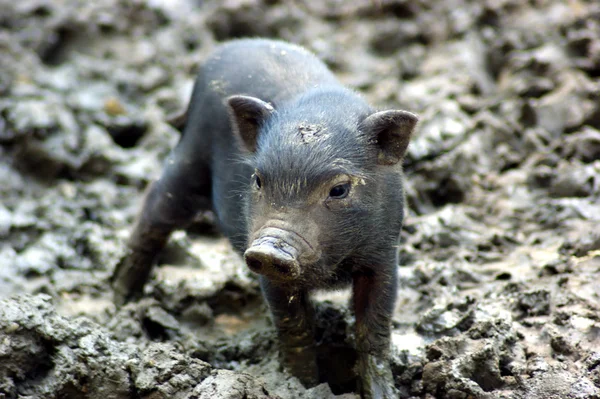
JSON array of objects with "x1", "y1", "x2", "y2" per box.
[
  {"x1": 352, "y1": 261, "x2": 398, "y2": 399},
  {"x1": 260, "y1": 277, "x2": 319, "y2": 387}
]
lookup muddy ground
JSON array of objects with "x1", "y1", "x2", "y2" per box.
[{"x1": 1, "y1": 0, "x2": 600, "y2": 398}]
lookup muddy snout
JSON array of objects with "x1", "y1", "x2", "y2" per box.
[{"x1": 244, "y1": 227, "x2": 315, "y2": 280}]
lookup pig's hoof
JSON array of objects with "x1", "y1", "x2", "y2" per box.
[
  {"x1": 281, "y1": 344, "x2": 319, "y2": 387},
  {"x1": 111, "y1": 249, "x2": 155, "y2": 307},
  {"x1": 296, "y1": 372, "x2": 319, "y2": 389},
  {"x1": 357, "y1": 354, "x2": 396, "y2": 399}
]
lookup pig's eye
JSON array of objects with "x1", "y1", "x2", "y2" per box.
[
  {"x1": 329, "y1": 183, "x2": 350, "y2": 199},
  {"x1": 253, "y1": 173, "x2": 262, "y2": 189}
]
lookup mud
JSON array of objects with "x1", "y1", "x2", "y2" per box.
[{"x1": 1, "y1": 0, "x2": 599, "y2": 398}]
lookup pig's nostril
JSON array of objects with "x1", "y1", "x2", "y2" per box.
[
  {"x1": 272, "y1": 260, "x2": 290, "y2": 275},
  {"x1": 246, "y1": 257, "x2": 263, "y2": 273}
]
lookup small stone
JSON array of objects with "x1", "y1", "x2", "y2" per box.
[{"x1": 104, "y1": 97, "x2": 127, "y2": 116}]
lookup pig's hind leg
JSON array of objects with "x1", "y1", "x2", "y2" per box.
[
  {"x1": 260, "y1": 277, "x2": 320, "y2": 387},
  {"x1": 111, "y1": 146, "x2": 212, "y2": 306}
]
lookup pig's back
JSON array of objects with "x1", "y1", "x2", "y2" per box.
[{"x1": 201, "y1": 39, "x2": 340, "y2": 105}]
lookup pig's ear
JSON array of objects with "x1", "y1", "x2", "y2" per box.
[
  {"x1": 227, "y1": 95, "x2": 275, "y2": 153},
  {"x1": 361, "y1": 110, "x2": 418, "y2": 165}
]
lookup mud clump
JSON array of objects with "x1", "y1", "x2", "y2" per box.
[{"x1": 0, "y1": 294, "x2": 278, "y2": 399}]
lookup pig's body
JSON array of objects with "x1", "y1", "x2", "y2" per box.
[{"x1": 112, "y1": 39, "x2": 417, "y2": 399}]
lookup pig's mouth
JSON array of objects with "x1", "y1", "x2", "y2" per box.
[{"x1": 244, "y1": 226, "x2": 320, "y2": 282}]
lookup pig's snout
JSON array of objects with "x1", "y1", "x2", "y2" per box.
[
  {"x1": 244, "y1": 243, "x2": 300, "y2": 279},
  {"x1": 244, "y1": 238, "x2": 301, "y2": 280},
  {"x1": 244, "y1": 229, "x2": 309, "y2": 280}
]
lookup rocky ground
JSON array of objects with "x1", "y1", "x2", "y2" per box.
[{"x1": 1, "y1": 0, "x2": 600, "y2": 398}]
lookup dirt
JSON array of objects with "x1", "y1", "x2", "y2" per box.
[{"x1": 1, "y1": 0, "x2": 599, "y2": 398}]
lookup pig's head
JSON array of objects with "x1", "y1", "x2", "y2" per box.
[{"x1": 226, "y1": 89, "x2": 418, "y2": 287}]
